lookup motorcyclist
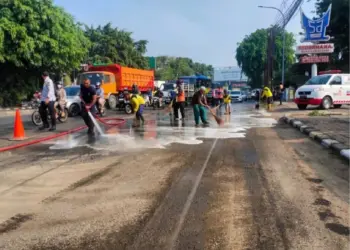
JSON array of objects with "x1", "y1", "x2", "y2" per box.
[
  {"x1": 95, "y1": 82, "x2": 105, "y2": 114},
  {"x1": 132, "y1": 83, "x2": 139, "y2": 94},
  {"x1": 54, "y1": 83, "x2": 67, "y2": 118},
  {"x1": 154, "y1": 87, "x2": 164, "y2": 107}
]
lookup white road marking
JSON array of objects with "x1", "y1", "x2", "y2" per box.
[{"x1": 167, "y1": 138, "x2": 218, "y2": 249}]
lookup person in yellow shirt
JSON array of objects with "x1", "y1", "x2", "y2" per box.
[
  {"x1": 130, "y1": 94, "x2": 145, "y2": 127},
  {"x1": 261, "y1": 86, "x2": 273, "y2": 111},
  {"x1": 223, "y1": 89, "x2": 231, "y2": 114}
]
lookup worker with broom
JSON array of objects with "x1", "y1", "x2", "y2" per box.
[
  {"x1": 130, "y1": 93, "x2": 145, "y2": 127},
  {"x1": 261, "y1": 86, "x2": 273, "y2": 111},
  {"x1": 192, "y1": 86, "x2": 210, "y2": 127}
]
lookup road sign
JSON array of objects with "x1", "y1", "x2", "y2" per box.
[
  {"x1": 300, "y1": 4, "x2": 332, "y2": 42},
  {"x1": 295, "y1": 43, "x2": 334, "y2": 54},
  {"x1": 149, "y1": 57, "x2": 156, "y2": 69},
  {"x1": 300, "y1": 55, "x2": 329, "y2": 64}
]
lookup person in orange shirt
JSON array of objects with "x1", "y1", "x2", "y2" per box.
[{"x1": 174, "y1": 80, "x2": 186, "y2": 120}]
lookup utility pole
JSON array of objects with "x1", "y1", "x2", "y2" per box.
[{"x1": 259, "y1": 6, "x2": 286, "y2": 86}]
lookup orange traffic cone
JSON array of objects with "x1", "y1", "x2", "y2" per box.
[{"x1": 12, "y1": 109, "x2": 26, "y2": 140}]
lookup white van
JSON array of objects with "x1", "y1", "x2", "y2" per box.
[{"x1": 294, "y1": 74, "x2": 350, "y2": 110}]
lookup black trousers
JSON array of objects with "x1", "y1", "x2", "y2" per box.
[
  {"x1": 39, "y1": 101, "x2": 56, "y2": 127},
  {"x1": 81, "y1": 103, "x2": 95, "y2": 132},
  {"x1": 174, "y1": 102, "x2": 185, "y2": 119}
]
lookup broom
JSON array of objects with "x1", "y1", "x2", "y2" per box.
[{"x1": 208, "y1": 105, "x2": 224, "y2": 126}]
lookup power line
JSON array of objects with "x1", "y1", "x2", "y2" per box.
[{"x1": 275, "y1": 0, "x2": 304, "y2": 28}]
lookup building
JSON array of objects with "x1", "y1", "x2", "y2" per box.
[{"x1": 213, "y1": 66, "x2": 248, "y2": 89}]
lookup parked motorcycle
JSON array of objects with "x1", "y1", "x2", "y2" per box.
[{"x1": 31, "y1": 104, "x2": 68, "y2": 126}]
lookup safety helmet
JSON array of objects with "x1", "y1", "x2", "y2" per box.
[
  {"x1": 96, "y1": 82, "x2": 101, "y2": 87},
  {"x1": 57, "y1": 84, "x2": 62, "y2": 89}
]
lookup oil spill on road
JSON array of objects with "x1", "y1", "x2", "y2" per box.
[{"x1": 48, "y1": 111, "x2": 277, "y2": 153}]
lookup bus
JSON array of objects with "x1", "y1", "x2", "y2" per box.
[{"x1": 177, "y1": 74, "x2": 212, "y2": 104}]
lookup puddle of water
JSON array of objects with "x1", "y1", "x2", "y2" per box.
[{"x1": 48, "y1": 111, "x2": 276, "y2": 152}]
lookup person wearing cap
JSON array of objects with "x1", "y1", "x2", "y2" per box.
[
  {"x1": 95, "y1": 82, "x2": 105, "y2": 114},
  {"x1": 54, "y1": 82, "x2": 67, "y2": 118},
  {"x1": 191, "y1": 86, "x2": 209, "y2": 127},
  {"x1": 39, "y1": 71, "x2": 56, "y2": 131},
  {"x1": 80, "y1": 76, "x2": 97, "y2": 136}
]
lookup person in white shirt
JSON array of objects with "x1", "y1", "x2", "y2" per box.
[{"x1": 39, "y1": 71, "x2": 56, "y2": 131}]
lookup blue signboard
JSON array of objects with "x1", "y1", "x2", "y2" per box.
[{"x1": 301, "y1": 4, "x2": 332, "y2": 42}]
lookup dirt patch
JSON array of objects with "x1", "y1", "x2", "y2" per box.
[
  {"x1": 0, "y1": 148, "x2": 192, "y2": 250},
  {"x1": 0, "y1": 214, "x2": 34, "y2": 234}
]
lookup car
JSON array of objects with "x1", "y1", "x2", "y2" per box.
[
  {"x1": 294, "y1": 73, "x2": 350, "y2": 110},
  {"x1": 241, "y1": 91, "x2": 248, "y2": 101},
  {"x1": 65, "y1": 86, "x2": 82, "y2": 117},
  {"x1": 230, "y1": 90, "x2": 245, "y2": 102},
  {"x1": 246, "y1": 91, "x2": 252, "y2": 99}
]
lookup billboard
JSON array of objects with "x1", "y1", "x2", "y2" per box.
[
  {"x1": 300, "y1": 55, "x2": 329, "y2": 64},
  {"x1": 213, "y1": 66, "x2": 248, "y2": 82},
  {"x1": 295, "y1": 43, "x2": 334, "y2": 54},
  {"x1": 301, "y1": 4, "x2": 332, "y2": 42}
]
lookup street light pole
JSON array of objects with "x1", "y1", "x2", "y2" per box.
[{"x1": 258, "y1": 6, "x2": 286, "y2": 86}]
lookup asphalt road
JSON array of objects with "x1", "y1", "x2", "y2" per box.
[{"x1": 0, "y1": 103, "x2": 348, "y2": 250}]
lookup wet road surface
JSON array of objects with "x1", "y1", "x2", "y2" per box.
[{"x1": 0, "y1": 103, "x2": 349, "y2": 250}]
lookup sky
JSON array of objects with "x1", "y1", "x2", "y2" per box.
[{"x1": 54, "y1": 0, "x2": 316, "y2": 67}]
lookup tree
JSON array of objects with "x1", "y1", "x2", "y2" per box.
[
  {"x1": 236, "y1": 28, "x2": 295, "y2": 88},
  {"x1": 84, "y1": 23, "x2": 149, "y2": 69},
  {"x1": 0, "y1": 0, "x2": 89, "y2": 72},
  {"x1": 0, "y1": 0, "x2": 90, "y2": 106},
  {"x1": 314, "y1": 0, "x2": 349, "y2": 72},
  {"x1": 153, "y1": 56, "x2": 213, "y2": 80}
]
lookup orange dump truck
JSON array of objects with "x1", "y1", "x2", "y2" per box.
[{"x1": 77, "y1": 64, "x2": 154, "y2": 109}]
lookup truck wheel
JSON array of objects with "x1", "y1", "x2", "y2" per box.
[
  {"x1": 333, "y1": 104, "x2": 342, "y2": 108},
  {"x1": 321, "y1": 96, "x2": 332, "y2": 110},
  {"x1": 297, "y1": 104, "x2": 307, "y2": 110},
  {"x1": 108, "y1": 95, "x2": 117, "y2": 109}
]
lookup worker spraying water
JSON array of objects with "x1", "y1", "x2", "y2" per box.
[{"x1": 80, "y1": 76, "x2": 103, "y2": 136}]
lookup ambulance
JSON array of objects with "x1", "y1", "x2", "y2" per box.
[{"x1": 294, "y1": 71, "x2": 350, "y2": 110}]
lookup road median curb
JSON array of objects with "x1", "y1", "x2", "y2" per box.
[{"x1": 281, "y1": 116, "x2": 350, "y2": 162}]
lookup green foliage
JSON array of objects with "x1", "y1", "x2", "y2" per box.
[
  {"x1": 0, "y1": 0, "x2": 90, "y2": 106},
  {"x1": 153, "y1": 56, "x2": 213, "y2": 80},
  {"x1": 315, "y1": 0, "x2": 349, "y2": 72},
  {"x1": 84, "y1": 23, "x2": 148, "y2": 69},
  {"x1": 236, "y1": 28, "x2": 296, "y2": 88},
  {"x1": 0, "y1": 0, "x2": 90, "y2": 72}
]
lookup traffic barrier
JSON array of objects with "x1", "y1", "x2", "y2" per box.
[
  {"x1": 12, "y1": 109, "x2": 26, "y2": 140},
  {"x1": 0, "y1": 117, "x2": 126, "y2": 153}
]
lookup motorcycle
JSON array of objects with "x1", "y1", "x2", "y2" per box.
[
  {"x1": 31, "y1": 103, "x2": 69, "y2": 126},
  {"x1": 116, "y1": 93, "x2": 133, "y2": 114},
  {"x1": 151, "y1": 96, "x2": 164, "y2": 110}
]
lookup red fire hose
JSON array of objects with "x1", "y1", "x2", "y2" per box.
[{"x1": 0, "y1": 117, "x2": 126, "y2": 153}]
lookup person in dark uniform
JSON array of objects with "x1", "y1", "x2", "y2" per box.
[{"x1": 80, "y1": 77, "x2": 97, "y2": 136}]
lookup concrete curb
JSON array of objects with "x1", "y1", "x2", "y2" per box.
[{"x1": 281, "y1": 116, "x2": 350, "y2": 162}]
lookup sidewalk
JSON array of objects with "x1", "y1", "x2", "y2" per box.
[{"x1": 273, "y1": 102, "x2": 350, "y2": 160}]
